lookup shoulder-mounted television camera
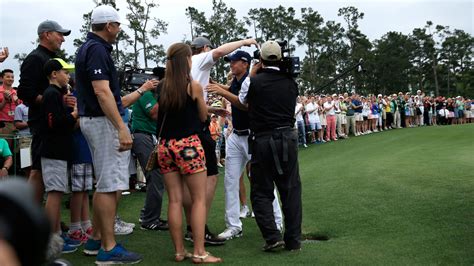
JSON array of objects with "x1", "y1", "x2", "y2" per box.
[
  {"x1": 253, "y1": 40, "x2": 300, "y2": 78},
  {"x1": 119, "y1": 65, "x2": 165, "y2": 94}
]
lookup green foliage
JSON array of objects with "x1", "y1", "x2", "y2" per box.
[
  {"x1": 19, "y1": 2, "x2": 472, "y2": 96},
  {"x1": 126, "y1": 0, "x2": 168, "y2": 68}
]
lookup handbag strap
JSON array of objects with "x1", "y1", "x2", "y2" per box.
[{"x1": 157, "y1": 113, "x2": 167, "y2": 139}]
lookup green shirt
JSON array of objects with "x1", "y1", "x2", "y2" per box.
[
  {"x1": 0, "y1": 138, "x2": 12, "y2": 157},
  {"x1": 131, "y1": 91, "x2": 157, "y2": 134}
]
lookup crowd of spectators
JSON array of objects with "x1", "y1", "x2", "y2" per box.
[{"x1": 289, "y1": 91, "x2": 472, "y2": 145}]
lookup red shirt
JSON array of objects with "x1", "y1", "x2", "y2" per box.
[{"x1": 0, "y1": 86, "x2": 20, "y2": 122}]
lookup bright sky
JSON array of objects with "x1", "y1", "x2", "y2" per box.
[{"x1": 0, "y1": 0, "x2": 472, "y2": 86}]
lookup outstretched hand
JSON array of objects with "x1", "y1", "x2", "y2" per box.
[{"x1": 0, "y1": 47, "x2": 9, "y2": 63}]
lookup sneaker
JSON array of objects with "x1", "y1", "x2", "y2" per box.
[
  {"x1": 95, "y1": 244, "x2": 142, "y2": 265},
  {"x1": 205, "y1": 231, "x2": 226, "y2": 246},
  {"x1": 303, "y1": 144, "x2": 308, "y2": 148},
  {"x1": 46, "y1": 233, "x2": 64, "y2": 262},
  {"x1": 262, "y1": 240, "x2": 285, "y2": 252},
  {"x1": 114, "y1": 221, "x2": 133, "y2": 235},
  {"x1": 239, "y1": 205, "x2": 251, "y2": 219},
  {"x1": 115, "y1": 216, "x2": 136, "y2": 229},
  {"x1": 217, "y1": 162, "x2": 224, "y2": 168},
  {"x1": 68, "y1": 229, "x2": 88, "y2": 243},
  {"x1": 84, "y1": 238, "x2": 101, "y2": 256},
  {"x1": 140, "y1": 219, "x2": 169, "y2": 231},
  {"x1": 61, "y1": 233, "x2": 82, "y2": 248},
  {"x1": 85, "y1": 227, "x2": 93, "y2": 239},
  {"x1": 62, "y1": 243, "x2": 78, "y2": 254},
  {"x1": 217, "y1": 228, "x2": 243, "y2": 240},
  {"x1": 205, "y1": 226, "x2": 225, "y2": 246},
  {"x1": 251, "y1": 211, "x2": 255, "y2": 218},
  {"x1": 184, "y1": 228, "x2": 193, "y2": 242}
]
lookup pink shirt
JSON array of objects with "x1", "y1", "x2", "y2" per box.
[{"x1": 0, "y1": 86, "x2": 19, "y2": 122}]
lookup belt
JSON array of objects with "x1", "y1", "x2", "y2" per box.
[
  {"x1": 233, "y1": 129, "x2": 250, "y2": 136},
  {"x1": 253, "y1": 126, "x2": 293, "y2": 137},
  {"x1": 133, "y1": 130, "x2": 154, "y2": 136}
]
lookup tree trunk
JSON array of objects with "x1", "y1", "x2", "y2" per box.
[
  {"x1": 431, "y1": 55, "x2": 439, "y2": 96},
  {"x1": 142, "y1": 32, "x2": 148, "y2": 68}
]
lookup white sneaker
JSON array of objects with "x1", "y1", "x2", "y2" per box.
[
  {"x1": 303, "y1": 144, "x2": 308, "y2": 148},
  {"x1": 114, "y1": 221, "x2": 133, "y2": 235},
  {"x1": 114, "y1": 217, "x2": 134, "y2": 235},
  {"x1": 251, "y1": 211, "x2": 255, "y2": 218},
  {"x1": 239, "y1": 205, "x2": 251, "y2": 219},
  {"x1": 218, "y1": 228, "x2": 243, "y2": 240},
  {"x1": 116, "y1": 216, "x2": 135, "y2": 229}
]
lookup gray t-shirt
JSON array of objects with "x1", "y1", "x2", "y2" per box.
[{"x1": 14, "y1": 103, "x2": 30, "y2": 135}]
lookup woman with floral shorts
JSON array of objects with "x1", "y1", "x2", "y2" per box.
[{"x1": 156, "y1": 43, "x2": 222, "y2": 264}]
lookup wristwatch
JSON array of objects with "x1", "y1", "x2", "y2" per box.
[{"x1": 136, "y1": 88, "x2": 144, "y2": 96}]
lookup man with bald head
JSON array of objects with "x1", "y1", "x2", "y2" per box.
[{"x1": 17, "y1": 20, "x2": 71, "y2": 203}]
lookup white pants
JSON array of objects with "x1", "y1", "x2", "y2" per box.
[{"x1": 224, "y1": 133, "x2": 282, "y2": 230}]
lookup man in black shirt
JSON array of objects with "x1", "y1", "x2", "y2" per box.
[
  {"x1": 17, "y1": 20, "x2": 71, "y2": 202},
  {"x1": 238, "y1": 41, "x2": 302, "y2": 252},
  {"x1": 208, "y1": 51, "x2": 283, "y2": 241}
]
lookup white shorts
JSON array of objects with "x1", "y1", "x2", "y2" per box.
[
  {"x1": 80, "y1": 117, "x2": 130, "y2": 193},
  {"x1": 42, "y1": 158, "x2": 69, "y2": 193}
]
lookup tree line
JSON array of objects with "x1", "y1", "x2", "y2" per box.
[{"x1": 14, "y1": 0, "x2": 474, "y2": 97}]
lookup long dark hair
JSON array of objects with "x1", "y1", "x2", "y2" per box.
[{"x1": 159, "y1": 43, "x2": 192, "y2": 111}]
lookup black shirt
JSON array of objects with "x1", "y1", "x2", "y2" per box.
[
  {"x1": 247, "y1": 68, "x2": 298, "y2": 133},
  {"x1": 76, "y1": 32, "x2": 124, "y2": 117},
  {"x1": 230, "y1": 72, "x2": 250, "y2": 130},
  {"x1": 157, "y1": 91, "x2": 202, "y2": 140},
  {"x1": 17, "y1": 45, "x2": 57, "y2": 132},
  {"x1": 39, "y1": 84, "x2": 76, "y2": 160}
]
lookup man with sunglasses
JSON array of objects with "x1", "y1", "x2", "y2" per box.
[{"x1": 75, "y1": 5, "x2": 157, "y2": 264}]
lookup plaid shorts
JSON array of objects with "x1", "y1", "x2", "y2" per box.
[{"x1": 70, "y1": 163, "x2": 93, "y2": 192}]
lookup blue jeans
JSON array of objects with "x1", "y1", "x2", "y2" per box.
[{"x1": 296, "y1": 121, "x2": 306, "y2": 145}]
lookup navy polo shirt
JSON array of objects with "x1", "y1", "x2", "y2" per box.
[
  {"x1": 75, "y1": 32, "x2": 124, "y2": 117},
  {"x1": 352, "y1": 99, "x2": 362, "y2": 113},
  {"x1": 230, "y1": 72, "x2": 250, "y2": 130}
]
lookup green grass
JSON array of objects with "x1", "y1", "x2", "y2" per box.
[{"x1": 63, "y1": 124, "x2": 474, "y2": 265}]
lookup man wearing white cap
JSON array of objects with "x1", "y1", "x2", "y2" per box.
[{"x1": 75, "y1": 5, "x2": 157, "y2": 264}]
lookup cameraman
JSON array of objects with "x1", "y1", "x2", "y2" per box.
[{"x1": 238, "y1": 41, "x2": 302, "y2": 252}]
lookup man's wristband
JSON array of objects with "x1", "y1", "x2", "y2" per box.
[{"x1": 136, "y1": 88, "x2": 144, "y2": 96}]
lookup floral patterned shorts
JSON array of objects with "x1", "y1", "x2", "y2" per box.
[{"x1": 158, "y1": 134, "x2": 207, "y2": 175}]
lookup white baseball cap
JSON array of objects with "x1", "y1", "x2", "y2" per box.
[{"x1": 91, "y1": 5, "x2": 121, "y2": 24}]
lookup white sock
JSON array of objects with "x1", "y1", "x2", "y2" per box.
[
  {"x1": 81, "y1": 220, "x2": 92, "y2": 231},
  {"x1": 69, "y1": 222, "x2": 82, "y2": 233}
]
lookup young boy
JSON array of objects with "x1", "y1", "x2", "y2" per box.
[
  {"x1": 67, "y1": 87, "x2": 94, "y2": 244},
  {"x1": 40, "y1": 58, "x2": 80, "y2": 254}
]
